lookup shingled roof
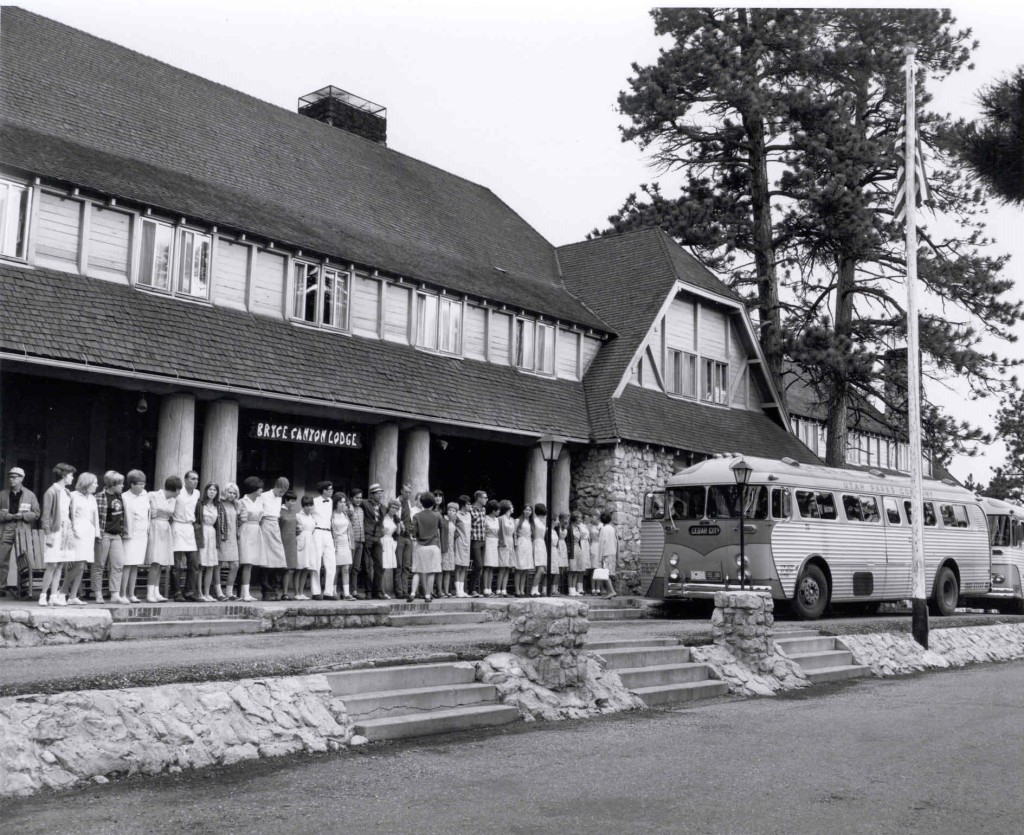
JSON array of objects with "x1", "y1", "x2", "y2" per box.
[
  {"x1": 0, "y1": 265, "x2": 593, "y2": 441},
  {"x1": 0, "y1": 7, "x2": 608, "y2": 331}
]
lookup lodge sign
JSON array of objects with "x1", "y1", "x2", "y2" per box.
[{"x1": 250, "y1": 422, "x2": 363, "y2": 449}]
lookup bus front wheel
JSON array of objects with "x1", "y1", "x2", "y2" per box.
[
  {"x1": 793, "y1": 564, "x2": 828, "y2": 620},
  {"x1": 929, "y1": 566, "x2": 959, "y2": 617}
]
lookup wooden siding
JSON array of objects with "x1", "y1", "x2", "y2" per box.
[
  {"x1": 35, "y1": 192, "x2": 80, "y2": 268},
  {"x1": 213, "y1": 237, "x2": 249, "y2": 311},
  {"x1": 384, "y1": 284, "x2": 410, "y2": 343},
  {"x1": 352, "y1": 274, "x2": 381, "y2": 337},
  {"x1": 251, "y1": 249, "x2": 286, "y2": 319},
  {"x1": 556, "y1": 328, "x2": 579, "y2": 380},
  {"x1": 490, "y1": 311, "x2": 511, "y2": 365},
  {"x1": 665, "y1": 297, "x2": 695, "y2": 351},
  {"x1": 581, "y1": 335, "x2": 601, "y2": 375},
  {"x1": 700, "y1": 305, "x2": 728, "y2": 359},
  {"x1": 464, "y1": 304, "x2": 487, "y2": 360},
  {"x1": 87, "y1": 204, "x2": 130, "y2": 282}
]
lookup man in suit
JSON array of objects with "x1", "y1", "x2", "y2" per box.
[
  {"x1": 0, "y1": 466, "x2": 41, "y2": 597},
  {"x1": 395, "y1": 483, "x2": 414, "y2": 598},
  {"x1": 359, "y1": 484, "x2": 388, "y2": 599}
]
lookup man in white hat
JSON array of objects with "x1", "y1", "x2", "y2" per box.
[{"x1": 0, "y1": 466, "x2": 40, "y2": 596}]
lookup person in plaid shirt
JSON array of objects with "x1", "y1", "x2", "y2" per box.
[
  {"x1": 348, "y1": 488, "x2": 368, "y2": 598},
  {"x1": 468, "y1": 490, "x2": 488, "y2": 597},
  {"x1": 93, "y1": 471, "x2": 126, "y2": 604}
]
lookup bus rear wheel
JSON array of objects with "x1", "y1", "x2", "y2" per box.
[
  {"x1": 929, "y1": 566, "x2": 959, "y2": 617},
  {"x1": 793, "y1": 564, "x2": 828, "y2": 620}
]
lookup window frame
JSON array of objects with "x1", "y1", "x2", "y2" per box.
[
  {"x1": 438, "y1": 295, "x2": 463, "y2": 356},
  {"x1": 702, "y1": 358, "x2": 729, "y2": 405},
  {"x1": 0, "y1": 177, "x2": 32, "y2": 262},
  {"x1": 667, "y1": 348, "x2": 698, "y2": 398},
  {"x1": 535, "y1": 322, "x2": 556, "y2": 376},
  {"x1": 290, "y1": 259, "x2": 351, "y2": 331},
  {"x1": 135, "y1": 217, "x2": 213, "y2": 301}
]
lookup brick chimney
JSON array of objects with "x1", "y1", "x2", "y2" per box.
[{"x1": 298, "y1": 86, "x2": 387, "y2": 145}]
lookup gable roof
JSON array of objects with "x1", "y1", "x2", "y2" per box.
[
  {"x1": 0, "y1": 264, "x2": 592, "y2": 441},
  {"x1": 0, "y1": 7, "x2": 609, "y2": 332}
]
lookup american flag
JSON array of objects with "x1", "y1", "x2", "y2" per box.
[{"x1": 894, "y1": 112, "x2": 931, "y2": 224}]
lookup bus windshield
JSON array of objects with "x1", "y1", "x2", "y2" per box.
[
  {"x1": 666, "y1": 486, "x2": 706, "y2": 521},
  {"x1": 706, "y1": 485, "x2": 769, "y2": 520}
]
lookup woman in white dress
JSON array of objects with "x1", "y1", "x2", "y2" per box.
[
  {"x1": 481, "y1": 500, "x2": 500, "y2": 597},
  {"x1": 216, "y1": 483, "x2": 241, "y2": 600},
  {"x1": 332, "y1": 493, "x2": 355, "y2": 600},
  {"x1": 380, "y1": 499, "x2": 401, "y2": 596},
  {"x1": 145, "y1": 475, "x2": 181, "y2": 603},
  {"x1": 236, "y1": 476, "x2": 265, "y2": 602},
  {"x1": 65, "y1": 472, "x2": 100, "y2": 605},
  {"x1": 40, "y1": 463, "x2": 75, "y2": 606},
  {"x1": 530, "y1": 503, "x2": 549, "y2": 597},
  {"x1": 197, "y1": 484, "x2": 221, "y2": 602},
  {"x1": 552, "y1": 513, "x2": 570, "y2": 596},
  {"x1": 513, "y1": 504, "x2": 534, "y2": 598},
  {"x1": 496, "y1": 499, "x2": 516, "y2": 598},
  {"x1": 569, "y1": 510, "x2": 590, "y2": 597},
  {"x1": 294, "y1": 495, "x2": 317, "y2": 601},
  {"x1": 596, "y1": 511, "x2": 618, "y2": 599},
  {"x1": 120, "y1": 469, "x2": 150, "y2": 604},
  {"x1": 453, "y1": 497, "x2": 472, "y2": 598},
  {"x1": 258, "y1": 478, "x2": 289, "y2": 600}
]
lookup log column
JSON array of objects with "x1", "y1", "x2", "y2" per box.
[
  {"x1": 154, "y1": 393, "x2": 196, "y2": 486},
  {"x1": 402, "y1": 426, "x2": 431, "y2": 496},
  {"x1": 524, "y1": 445, "x2": 546, "y2": 510},
  {"x1": 200, "y1": 399, "x2": 239, "y2": 489},
  {"x1": 552, "y1": 447, "x2": 571, "y2": 518},
  {"x1": 369, "y1": 422, "x2": 399, "y2": 501}
]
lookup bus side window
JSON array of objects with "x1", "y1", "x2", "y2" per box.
[
  {"x1": 644, "y1": 492, "x2": 665, "y2": 521},
  {"x1": 842, "y1": 494, "x2": 863, "y2": 521},
  {"x1": 817, "y1": 491, "x2": 838, "y2": 521},
  {"x1": 1015, "y1": 520, "x2": 1024, "y2": 547},
  {"x1": 796, "y1": 490, "x2": 819, "y2": 519},
  {"x1": 771, "y1": 487, "x2": 791, "y2": 519},
  {"x1": 939, "y1": 504, "x2": 956, "y2": 527},
  {"x1": 923, "y1": 502, "x2": 936, "y2": 527},
  {"x1": 860, "y1": 496, "x2": 880, "y2": 523},
  {"x1": 952, "y1": 505, "x2": 969, "y2": 528},
  {"x1": 883, "y1": 497, "x2": 901, "y2": 524}
]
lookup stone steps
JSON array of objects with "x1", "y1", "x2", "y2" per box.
[
  {"x1": 616, "y1": 662, "x2": 715, "y2": 688},
  {"x1": 353, "y1": 704, "x2": 520, "y2": 741},
  {"x1": 387, "y1": 611, "x2": 490, "y2": 627},
  {"x1": 803, "y1": 665, "x2": 873, "y2": 685},
  {"x1": 343, "y1": 682, "x2": 498, "y2": 720},
  {"x1": 588, "y1": 637, "x2": 677, "y2": 651},
  {"x1": 632, "y1": 680, "x2": 729, "y2": 706},
  {"x1": 776, "y1": 635, "x2": 871, "y2": 684},
  {"x1": 109, "y1": 618, "x2": 265, "y2": 640},
  {"x1": 327, "y1": 662, "x2": 476, "y2": 695},
  {"x1": 772, "y1": 636, "x2": 836, "y2": 654},
  {"x1": 598, "y1": 645, "x2": 694, "y2": 669},
  {"x1": 591, "y1": 639, "x2": 722, "y2": 708},
  {"x1": 589, "y1": 608, "x2": 643, "y2": 621},
  {"x1": 785, "y1": 649, "x2": 855, "y2": 671},
  {"x1": 108, "y1": 602, "x2": 262, "y2": 622}
]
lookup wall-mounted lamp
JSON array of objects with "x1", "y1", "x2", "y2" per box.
[
  {"x1": 136, "y1": 395, "x2": 148, "y2": 414},
  {"x1": 438, "y1": 439, "x2": 449, "y2": 451}
]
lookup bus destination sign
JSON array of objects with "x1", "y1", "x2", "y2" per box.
[{"x1": 689, "y1": 524, "x2": 721, "y2": 536}]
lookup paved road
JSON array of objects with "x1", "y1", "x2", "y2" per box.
[{"x1": 4, "y1": 662, "x2": 1022, "y2": 834}]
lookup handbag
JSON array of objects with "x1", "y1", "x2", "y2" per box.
[{"x1": 592, "y1": 567, "x2": 610, "y2": 581}]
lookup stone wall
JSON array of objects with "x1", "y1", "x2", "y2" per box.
[
  {"x1": 572, "y1": 443, "x2": 680, "y2": 594},
  {"x1": 0, "y1": 608, "x2": 112, "y2": 648},
  {"x1": 0, "y1": 674, "x2": 352, "y2": 798},
  {"x1": 840, "y1": 624, "x2": 1024, "y2": 676}
]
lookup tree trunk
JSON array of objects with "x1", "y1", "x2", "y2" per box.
[{"x1": 825, "y1": 255, "x2": 857, "y2": 468}]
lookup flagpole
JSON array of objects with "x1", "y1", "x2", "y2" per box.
[{"x1": 904, "y1": 43, "x2": 929, "y2": 649}]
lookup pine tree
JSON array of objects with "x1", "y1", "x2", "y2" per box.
[{"x1": 955, "y1": 68, "x2": 1024, "y2": 205}]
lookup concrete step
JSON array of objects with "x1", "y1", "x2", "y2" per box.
[
  {"x1": 109, "y1": 619, "x2": 264, "y2": 640},
  {"x1": 633, "y1": 680, "x2": 729, "y2": 707},
  {"x1": 108, "y1": 603, "x2": 262, "y2": 622},
  {"x1": 788, "y1": 650, "x2": 854, "y2": 671},
  {"x1": 596, "y1": 646, "x2": 693, "y2": 670},
  {"x1": 616, "y1": 662, "x2": 714, "y2": 689},
  {"x1": 589, "y1": 608, "x2": 643, "y2": 621},
  {"x1": 326, "y1": 662, "x2": 476, "y2": 696},
  {"x1": 354, "y1": 704, "x2": 520, "y2": 741},
  {"x1": 344, "y1": 683, "x2": 497, "y2": 721},
  {"x1": 775, "y1": 636, "x2": 838, "y2": 654},
  {"x1": 804, "y1": 665, "x2": 873, "y2": 685},
  {"x1": 387, "y1": 611, "x2": 490, "y2": 627},
  {"x1": 587, "y1": 637, "x2": 678, "y2": 651},
  {"x1": 774, "y1": 629, "x2": 821, "y2": 640}
]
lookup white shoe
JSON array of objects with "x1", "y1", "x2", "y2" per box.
[
  {"x1": 53, "y1": 593, "x2": 67, "y2": 607},
  {"x1": 128, "y1": 596, "x2": 140, "y2": 604},
  {"x1": 68, "y1": 597, "x2": 87, "y2": 606},
  {"x1": 38, "y1": 594, "x2": 49, "y2": 607},
  {"x1": 155, "y1": 592, "x2": 167, "y2": 602},
  {"x1": 241, "y1": 594, "x2": 256, "y2": 602}
]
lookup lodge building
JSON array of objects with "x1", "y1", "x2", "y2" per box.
[{"x1": 0, "y1": 8, "x2": 818, "y2": 591}]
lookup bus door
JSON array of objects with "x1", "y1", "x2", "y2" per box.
[
  {"x1": 840, "y1": 493, "x2": 887, "y2": 599},
  {"x1": 640, "y1": 491, "x2": 666, "y2": 597}
]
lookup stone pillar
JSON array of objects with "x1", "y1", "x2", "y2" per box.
[
  {"x1": 200, "y1": 399, "x2": 238, "y2": 489},
  {"x1": 508, "y1": 598, "x2": 589, "y2": 690},
  {"x1": 552, "y1": 447, "x2": 571, "y2": 518},
  {"x1": 712, "y1": 590, "x2": 776, "y2": 665},
  {"x1": 154, "y1": 393, "x2": 196, "y2": 487},
  {"x1": 369, "y1": 422, "x2": 399, "y2": 500},
  {"x1": 401, "y1": 426, "x2": 431, "y2": 496},
  {"x1": 524, "y1": 445, "x2": 546, "y2": 510}
]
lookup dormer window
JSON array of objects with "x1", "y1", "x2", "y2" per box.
[
  {"x1": 292, "y1": 260, "x2": 350, "y2": 329},
  {"x1": 0, "y1": 178, "x2": 31, "y2": 260},
  {"x1": 415, "y1": 291, "x2": 462, "y2": 354},
  {"x1": 137, "y1": 218, "x2": 211, "y2": 299}
]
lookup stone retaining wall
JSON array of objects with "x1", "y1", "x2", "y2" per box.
[
  {"x1": 0, "y1": 608, "x2": 112, "y2": 648},
  {"x1": 841, "y1": 624, "x2": 1024, "y2": 676},
  {"x1": 0, "y1": 674, "x2": 352, "y2": 798}
]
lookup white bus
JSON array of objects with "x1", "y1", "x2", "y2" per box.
[
  {"x1": 648, "y1": 454, "x2": 990, "y2": 620},
  {"x1": 974, "y1": 496, "x2": 1024, "y2": 614}
]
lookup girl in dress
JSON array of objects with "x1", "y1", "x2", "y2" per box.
[
  {"x1": 294, "y1": 494, "x2": 316, "y2": 601},
  {"x1": 453, "y1": 496, "x2": 472, "y2": 598},
  {"x1": 440, "y1": 501, "x2": 457, "y2": 597},
  {"x1": 279, "y1": 491, "x2": 300, "y2": 600},
  {"x1": 408, "y1": 492, "x2": 443, "y2": 604},
  {"x1": 496, "y1": 499, "x2": 515, "y2": 597},
  {"x1": 481, "y1": 499, "x2": 501, "y2": 597},
  {"x1": 258, "y1": 477, "x2": 289, "y2": 600},
  {"x1": 145, "y1": 475, "x2": 180, "y2": 603},
  {"x1": 196, "y1": 483, "x2": 221, "y2": 602},
  {"x1": 596, "y1": 510, "x2": 618, "y2": 599},
  {"x1": 380, "y1": 499, "x2": 401, "y2": 597},
  {"x1": 569, "y1": 510, "x2": 589, "y2": 597},
  {"x1": 236, "y1": 476, "x2": 265, "y2": 602},
  {"x1": 552, "y1": 512, "x2": 570, "y2": 596},
  {"x1": 120, "y1": 469, "x2": 150, "y2": 604},
  {"x1": 513, "y1": 504, "x2": 534, "y2": 597},
  {"x1": 216, "y1": 483, "x2": 241, "y2": 600},
  {"x1": 530, "y1": 503, "x2": 549, "y2": 597},
  {"x1": 40, "y1": 463, "x2": 75, "y2": 606},
  {"x1": 332, "y1": 493, "x2": 355, "y2": 600},
  {"x1": 587, "y1": 509, "x2": 603, "y2": 595},
  {"x1": 66, "y1": 472, "x2": 99, "y2": 605}
]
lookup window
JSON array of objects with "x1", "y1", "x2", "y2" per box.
[
  {"x1": 667, "y1": 349, "x2": 697, "y2": 397},
  {"x1": 939, "y1": 504, "x2": 970, "y2": 528},
  {"x1": 883, "y1": 497, "x2": 901, "y2": 525},
  {"x1": 904, "y1": 500, "x2": 937, "y2": 527},
  {"x1": 0, "y1": 178, "x2": 30, "y2": 260},
  {"x1": 860, "y1": 496, "x2": 880, "y2": 523},
  {"x1": 138, "y1": 219, "x2": 173, "y2": 290},
  {"x1": 796, "y1": 490, "x2": 838, "y2": 520},
  {"x1": 706, "y1": 485, "x2": 768, "y2": 520},
  {"x1": 536, "y1": 323, "x2": 555, "y2": 375},
  {"x1": 515, "y1": 318, "x2": 536, "y2": 370},
  {"x1": 439, "y1": 297, "x2": 462, "y2": 354},
  {"x1": 771, "y1": 487, "x2": 792, "y2": 519},
  {"x1": 666, "y1": 486, "x2": 707, "y2": 521},
  {"x1": 175, "y1": 228, "x2": 211, "y2": 298},
  {"x1": 702, "y1": 359, "x2": 728, "y2": 404},
  {"x1": 643, "y1": 492, "x2": 665, "y2": 521},
  {"x1": 415, "y1": 292, "x2": 439, "y2": 350},
  {"x1": 842, "y1": 494, "x2": 863, "y2": 521},
  {"x1": 292, "y1": 262, "x2": 350, "y2": 329}
]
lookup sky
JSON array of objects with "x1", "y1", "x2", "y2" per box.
[{"x1": 11, "y1": 0, "x2": 1024, "y2": 484}]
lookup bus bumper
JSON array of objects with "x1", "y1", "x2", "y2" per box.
[{"x1": 673, "y1": 582, "x2": 774, "y2": 599}]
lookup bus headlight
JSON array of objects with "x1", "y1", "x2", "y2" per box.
[
  {"x1": 668, "y1": 554, "x2": 679, "y2": 567},
  {"x1": 993, "y1": 573, "x2": 1006, "y2": 584},
  {"x1": 668, "y1": 569, "x2": 680, "y2": 582}
]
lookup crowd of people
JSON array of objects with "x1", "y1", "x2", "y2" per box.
[{"x1": 0, "y1": 463, "x2": 621, "y2": 607}]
